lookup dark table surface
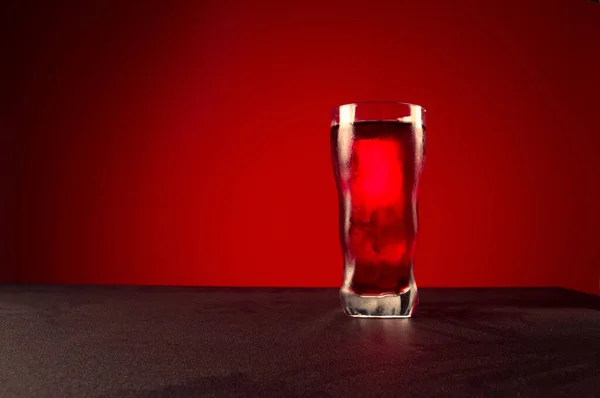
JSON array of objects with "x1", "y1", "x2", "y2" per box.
[{"x1": 0, "y1": 286, "x2": 599, "y2": 397}]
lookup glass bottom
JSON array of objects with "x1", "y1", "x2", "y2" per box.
[{"x1": 340, "y1": 287, "x2": 418, "y2": 318}]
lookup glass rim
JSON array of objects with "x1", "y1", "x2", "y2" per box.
[{"x1": 331, "y1": 100, "x2": 426, "y2": 114}]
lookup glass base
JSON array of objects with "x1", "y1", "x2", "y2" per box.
[{"x1": 340, "y1": 287, "x2": 418, "y2": 318}]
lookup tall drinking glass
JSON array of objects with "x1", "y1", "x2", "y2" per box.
[{"x1": 331, "y1": 101, "x2": 426, "y2": 318}]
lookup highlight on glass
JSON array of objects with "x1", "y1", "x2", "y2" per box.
[{"x1": 330, "y1": 101, "x2": 426, "y2": 318}]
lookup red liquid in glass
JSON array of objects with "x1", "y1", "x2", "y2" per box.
[{"x1": 331, "y1": 121, "x2": 423, "y2": 296}]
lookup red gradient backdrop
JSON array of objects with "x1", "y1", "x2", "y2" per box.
[{"x1": 7, "y1": 0, "x2": 600, "y2": 294}]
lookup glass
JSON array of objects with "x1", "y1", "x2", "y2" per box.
[{"x1": 330, "y1": 101, "x2": 426, "y2": 318}]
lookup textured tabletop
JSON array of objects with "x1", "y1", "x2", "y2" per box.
[{"x1": 0, "y1": 286, "x2": 599, "y2": 397}]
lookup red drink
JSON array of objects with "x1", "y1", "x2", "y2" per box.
[{"x1": 331, "y1": 111, "x2": 425, "y2": 317}]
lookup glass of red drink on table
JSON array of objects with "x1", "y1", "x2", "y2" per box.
[{"x1": 331, "y1": 101, "x2": 426, "y2": 317}]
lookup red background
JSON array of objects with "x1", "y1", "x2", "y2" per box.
[{"x1": 7, "y1": 0, "x2": 600, "y2": 294}]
